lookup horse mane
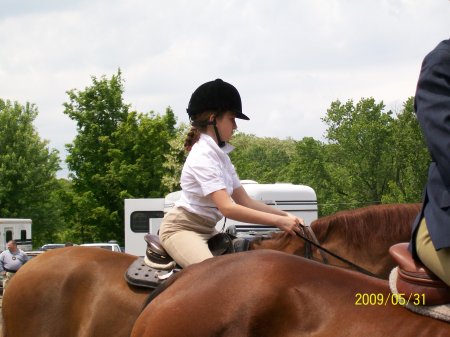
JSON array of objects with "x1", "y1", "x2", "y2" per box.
[{"x1": 310, "y1": 203, "x2": 421, "y2": 249}]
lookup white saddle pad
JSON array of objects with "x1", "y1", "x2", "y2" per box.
[{"x1": 389, "y1": 267, "x2": 450, "y2": 323}]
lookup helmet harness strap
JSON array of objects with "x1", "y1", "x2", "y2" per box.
[{"x1": 208, "y1": 117, "x2": 225, "y2": 148}]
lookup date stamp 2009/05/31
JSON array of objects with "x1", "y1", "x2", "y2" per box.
[{"x1": 355, "y1": 293, "x2": 426, "y2": 306}]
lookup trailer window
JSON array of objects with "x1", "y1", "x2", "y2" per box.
[
  {"x1": 21, "y1": 230, "x2": 27, "y2": 241},
  {"x1": 130, "y1": 211, "x2": 164, "y2": 233},
  {"x1": 6, "y1": 230, "x2": 13, "y2": 243}
]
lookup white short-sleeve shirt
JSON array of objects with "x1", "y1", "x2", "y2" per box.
[{"x1": 176, "y1": 133, "x2": 241, "y2": 222}]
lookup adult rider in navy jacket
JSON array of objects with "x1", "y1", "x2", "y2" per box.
[{"x1": 409, "y1": 38, "x2": 450, "y2": 286}]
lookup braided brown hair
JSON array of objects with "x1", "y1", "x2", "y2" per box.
[{"x1": 184, "y1": 110, "x2": 224, "y2": 151}]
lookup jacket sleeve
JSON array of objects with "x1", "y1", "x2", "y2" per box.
[{"x1": 415, "y1": 41, "x2": 450, "y2": 189}]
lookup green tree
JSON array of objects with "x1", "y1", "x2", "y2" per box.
[
  {"x1": 321, "y1": 98, "x2": 396, "y2": 208},
  {"x1": 0, "y1": 99, "x2": 62, "y2": 246},
  {"x1": 286, "y1": 137, "x2": 340, "y2": 216},
  {"x1": 64, "y1": 71, "x2": 129, "y2": 242},
  {"x1": 161, "y1": 123, "x2": 188, "y2": 193},
  {"x1": 63, "y1": 71, "x2": 177, "y2": 243},
  {"x1": 111, "y1": 108, "x2": 177, "y2": 199},
  {"x1": 382, "y1": 97, "x2": 430, "y2": 203},
  {"x1": 230, "y1": 133, "x2": 296, "y2": 183}
]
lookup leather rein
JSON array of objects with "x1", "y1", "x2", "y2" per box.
[{"x1": 297, "y1": 224, "x2": 382, "y2": 279}]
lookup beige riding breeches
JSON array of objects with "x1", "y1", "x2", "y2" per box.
[
  {"x1": 159, "y1": 207, "x2": 218, "y2": 268},
  {"x1": 416, "y1": 217, "x2": 450, "y2": 287}
]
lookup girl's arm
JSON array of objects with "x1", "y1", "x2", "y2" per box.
[
  {"x1": 210, "y1": 187, "x2": 303, "y2": 236},
  {"x1": 231, "y1": 186, "x2": 293, "y2": 216}
]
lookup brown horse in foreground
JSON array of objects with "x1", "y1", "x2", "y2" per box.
[
  {"x1": 2, "y1": 203, "x2": 419, "y2": 337},
  {"x1": 131, "y1": 250, "x2": 450, "y2": 337}
]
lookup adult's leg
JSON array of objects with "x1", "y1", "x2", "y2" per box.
[
  {"x1": 2, "y1": 272, "x2": 14, "y2": 294},
  {"x1": 416, "y1": 218, "x2": 450, "y2": 286}
]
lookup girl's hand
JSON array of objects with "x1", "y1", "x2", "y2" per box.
[{"x1": 275, "y1": 213, "x2": 305, "y2": 236}]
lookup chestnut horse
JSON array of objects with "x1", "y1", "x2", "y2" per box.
[
  {"x1": 1, "y1": 247, "x2": 150, "y2": 337},
  {"x1": 1, "y1": 203, "x2": 419, "y2": 337},
  {"x1": 131, "y1": 250, "x2": 450, "y2": 337}
]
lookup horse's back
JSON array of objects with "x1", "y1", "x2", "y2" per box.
[
  {"x1": 131, "y1": 250, "x2": 309, "y2": 337},
  {"x1": 131, "y1": 250, "x2": 450, "y2": 337},
  {"x1": 2, "y1": 247, "x2": 148, "y2": 337},
  {"x1": 131, "y1": 250, "x2": 356, "y2": 337}
]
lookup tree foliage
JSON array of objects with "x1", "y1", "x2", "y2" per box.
[
  {"x1": 230, "y1": 133, "x2": 296, "y2": 183},
  {"x1": 0, "y1": 99, "x2": 62, "y2": 245},
  {"x1": 286, "y1": 97, "x2": 429, "y2": 215},
  {"x1": 286, "y1": 137, "x2": 338, "y2": 215},
  {"x1": 381, "y1": 97, "x2": 430, "y2": 203},
  {"x1": 161, "y1": 123, "x2": 188, "y2": 192},
  {"x1": 63, "y1": 71, "x2": 177, "y2": 243},
  {"x1": 321, "y1": 98, "x2": 396, "y2": 209}
]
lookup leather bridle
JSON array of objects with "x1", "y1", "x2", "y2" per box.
[
  {"x1": 297, "y1": 224, "x2": 328, "y2": 263},
  {"x1": 296, "y1": 224, "x2": 382, "y2": 279}
]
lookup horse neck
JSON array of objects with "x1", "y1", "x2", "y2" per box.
[
  {"x1": 309, "y1": 220, "x2": 346, "y2": 257},
  {"x1": 309, "y1": 204, "x2": 420, "y2": 277}
]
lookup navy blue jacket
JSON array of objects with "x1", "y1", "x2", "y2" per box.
[{"x1": 410, "y1": 39, "x2": 450, "y2": 256}]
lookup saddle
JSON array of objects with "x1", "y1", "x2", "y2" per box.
[
  {"x1": 125, "y1": 233, "x2": 251, "y2": 289},
  {"x1": 389, "y1": 243, "x2": 450, "y2": 305}
]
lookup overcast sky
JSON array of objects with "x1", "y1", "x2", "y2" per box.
[{"x1": 1, "y1": 0, "x2": 449, "y2": 177}]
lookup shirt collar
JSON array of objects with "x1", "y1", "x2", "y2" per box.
[{"x1": 200, "y1": 133, "x2": 235, "y2": 154}]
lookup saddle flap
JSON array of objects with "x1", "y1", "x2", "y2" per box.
[
  {"x1": 208, "y1": 233, "x2": 234, "y2": 256},
  {"x1": 125, "y1": 257, "x2": 174, "y2": 289}
]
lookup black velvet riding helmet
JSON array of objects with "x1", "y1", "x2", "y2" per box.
[{"x1": 186, "y1": 79, "x2": 250, "y2": 120}]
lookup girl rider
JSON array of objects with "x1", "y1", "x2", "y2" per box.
[{"x1": 158, "y1": 79, "x2": 305, "y2": 268}]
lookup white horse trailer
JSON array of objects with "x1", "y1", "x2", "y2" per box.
[
  {"x1": 124, "y1": 181, "x2": 318, "y2": 256},
  {"x1": 0, "y1": 218, "x2": 32, "y2": 251}
]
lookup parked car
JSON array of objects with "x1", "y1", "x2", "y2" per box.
[
  {"x1": 25, "y1": 250, "x2": 44, "y2": 258},
  {"x1": 80, "y1": 243, "x2": 122, "y2": 253},
  {"x1": 40, "y1": 243, "x2": 66, "y2": 251}
]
